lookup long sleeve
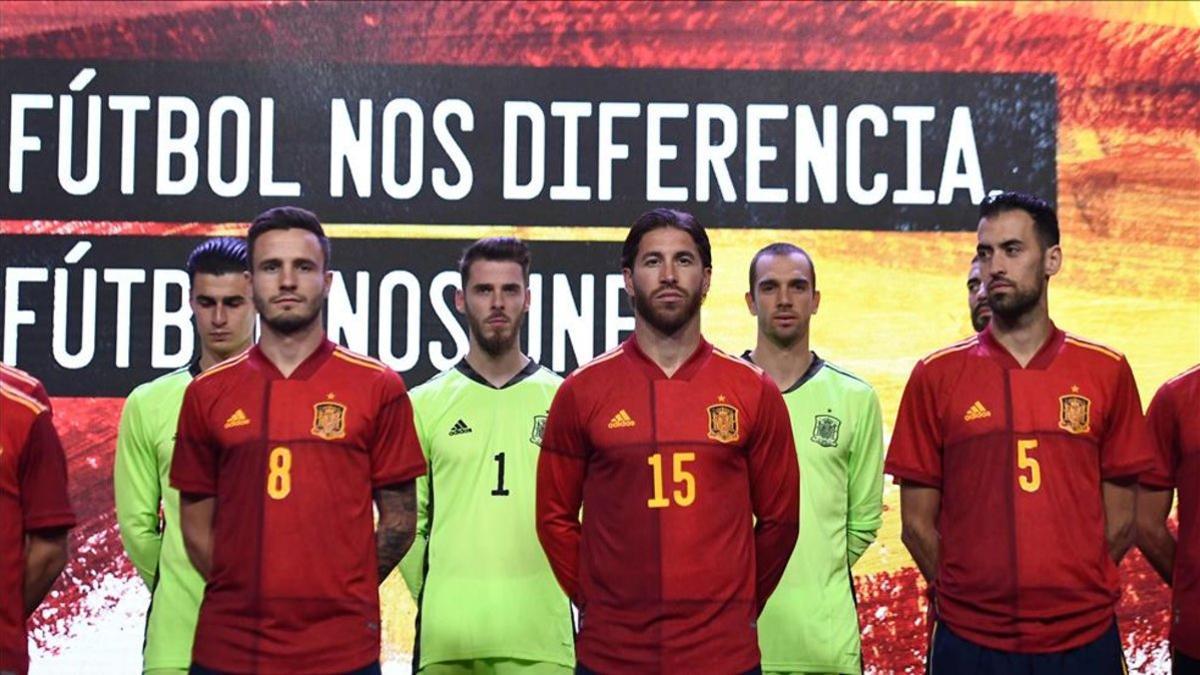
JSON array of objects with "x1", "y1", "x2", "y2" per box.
[
  {"x1": 535, "y1": 382, "x2": 587, "y2": 603},
  {"x1": 747, "y1": 375, "x2": 800, "y2": 612},
  {"x1": 113, "y1": 391, "x2": 163, "y2": 588},
  {"x1": 846, "y1": 388, "x2": 885, "y2": 567},
  {"x1": 398, "y1": 392, "x2": 433, "y2": 599}
]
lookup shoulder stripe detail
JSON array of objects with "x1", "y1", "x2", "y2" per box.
[
  {"x1": 1164, "y1": 363, "x2": 1200, "y2": 385},
  {"x1": 921, "y1": 337, "x2": 979, "y2": 365},
  {"x1": 333, "y1": 348, "x2": 387, "y2": 372},
  {"x1": 1, "y1": 385, "x2": 48, "y2": 415},
  {"x1": 713, "y1": 349, "x2": 763, "y2": 375},
  {"x1": 824, "y1": 362, "x2": 871, "y2": 386},
  {"x1": 573, "y1": 346, "x2": 625, "y2": 375},
  {"x1": 0, "y1": 362, "x2": 39, "y2": 386},
  {"x1": 1064, "y1": 336, "x2": 1123, "y2": 362},
  {"x1": 194, "y1": 352, "x2": 250, "y2": 382}
]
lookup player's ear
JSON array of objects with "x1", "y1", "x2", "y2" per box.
[
  {"x1": 623, "y1": 267, "x2": 635, "y2": 297},
  {"x1": 1044, "y1": 244, "x2": 1062, "y2": 278},
  {"x1": 744, "y1": 291, "x2": 757, "y2": 316},
  {"x1": 522, "y1": 285, "x2": 531, "y2": 313},
  {"x1": 812, "y1": 289, "x2": 821, "y2": 315},
  {"x1": 454, "y1": 288, "x2": 466, "y2": 314},
  {"x1": 701, "y1": 266, "x2": 712, "y2": 298},
  {"x1": 322, "y1": 269, "x2": 333, "y2": 296}
]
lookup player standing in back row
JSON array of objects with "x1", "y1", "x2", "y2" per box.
[
  {"x1": 887, "y1": 192, "x2": 1153, "y2": 673},
  {"x1": 171, "y1": 207, "x2": 426, "y2": 674},
  {"x1": 398, "y1": 237, "x2": 574, "y2": 674},
  {"x1": 742, "y1": 243, "x2": 884, "y2": 675},
  {"x1": 537, "y1": 208, "x2": 800, "y2": 675}
]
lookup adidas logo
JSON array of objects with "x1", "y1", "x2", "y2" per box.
[
  {"x1": 224, "y1": 409, "x2": 251, "y2": 429},
  {"x1": 449, "y1": 419, "x2": 473, "y2": 436},
  {"x1": 607, "y1": 409, "x2": 636, "y2": 429},
  {"x1": 963, "y1": 401, "x2": 992, "y2": 422}
]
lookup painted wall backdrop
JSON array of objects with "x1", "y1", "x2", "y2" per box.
[{"x1": 1, "y1": 1, "x2": 1197, "y2": 672}]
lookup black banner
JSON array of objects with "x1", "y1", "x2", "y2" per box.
[
  {"x1": 1, "y1": 61, "x2": 1056, "y2": 229},
  {"x1": 0, "y1": 236, "x2": 629, "y2": 396}
]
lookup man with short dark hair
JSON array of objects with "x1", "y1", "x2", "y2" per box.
[
  {"x1": 537, "y1": 208, "x2": 800, "y2": 674},
  {"x1": 888, "y1": 192, "x2": 1154, "y2": 673},
  {"x1": 172, "y1": 207, "x2": 426, "y2": 674},
  {"x1": 743, "y1": 243, "x2": 884, "y2": 675},
  {"x1": 967, "y1": 256, "x2": 991, "y2": 332},
  {"x1": 115, "y1": 237, "x2": 255, "y2": 675},
  {"x1": 1137, "y1": 365, "x2": 1200, "y2": 672},
  {"x1": 0, "y1": 366, "x2": 74, "y2": 675},
  {"x1": 398, "y1": 237, "x2": 574, "y2": 674}
]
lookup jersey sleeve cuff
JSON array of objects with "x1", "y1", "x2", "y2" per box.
[
  {"x1": 1101, "y1": 458, "x2": 1155, "y2": 482},
  {"x1": 1138, "y1": 473, "x2": 1174, "y2": 489},
  {"x1": 885, "y1": 465, "x2": 942, "y2": 487},
  {"x1": 372, "y1": 464, "x2": 427, "y2": 489},
  {"x1": 171, "y1": 479, "x2": 217, "y2": 496}
]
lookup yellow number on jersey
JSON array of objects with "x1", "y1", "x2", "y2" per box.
[
  {"x1": 647, "y1": 452, "x2": 696, "y2": 508},
  {"x1": 267, "y1": 446, "x2": 293, "y2": 500},
  {"x1": 1017, "y1": 439, "x2": 1041, "y2": 493}
]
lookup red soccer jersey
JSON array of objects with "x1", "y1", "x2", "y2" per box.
[
  {"x1": 886, "y1": 325, "x2": 1154, "y2": 653},
  {"x1": 537, "y1": 337, "x2": 800, "y2": 674},
  {"x1": 1141, "y1": 364, "x2": 1200, "y2": 659},
  {"x1": 0, "y1": 382, "x2": 75, "y2": 675},
  {"x1": 0, "y1": 363, "x2": 51, "y2": 409},
  {"x1": 170, "y1": 340, "x2": 426, "y2": 674}
]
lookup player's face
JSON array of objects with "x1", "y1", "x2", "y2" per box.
[
  {"x1": 745, "y1": 252, "x2": 820, "y2": 348},
  {"x1": 250, "y1": 228, "x2": 332, "y2": 335},
  {"x1": 624, "y1": 226, "x2": 711, "y2": 336},
  {"x1": 976, "y1": 209, "x2": 1061, "y2": 323},
  {"x1": 967, "y1": 260, "x2": 991, "y2": 331},
  {"x1": 455, "y1": 260, "x2": 530, "y2": 357},
  {"x1": 190, "y1": 271, "x2": 254, "y2": 361}
]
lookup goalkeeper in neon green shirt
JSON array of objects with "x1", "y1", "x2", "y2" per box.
[
  {"x1": 743, "y1": 243, "x2": 884, "y2": 675},
  {"x1": 398, "y1": 237, "x2": 573, "y2": 675},
  {"x1": 114, "y1": 239, "x2": 255, "y2": 674}
]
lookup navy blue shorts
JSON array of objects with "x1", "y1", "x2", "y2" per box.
[
  {"x1": 190, "y1": 661, "x2": 381, "y2": 675},
  {"x1": 1177, "y1": 649, "x2": 1200, "y2": 675},
  {"x1": 928, "y1": 621, "x2": 1126, "y2": 675}
]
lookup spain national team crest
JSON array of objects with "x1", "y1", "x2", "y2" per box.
[
  {"x1": 1058, "y1": 393, "x2": 1091, "y2": 434},
  {"x1": 530, "y1": 415, "x2": 547, "y2": 446},
  {"x1": 312, "y1": 401, "x2": 348, "y2": 440},
  {"x1": 707, "y1": 402, "x2": 740, "y2": 443},
  {"x1": 811, "y1": 413, "x2": 841, "y2": 448}
]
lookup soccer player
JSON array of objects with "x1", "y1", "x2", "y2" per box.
[
  {"x1": 967, "y1": 255, "x2": 991, "y2": 332},
  {"x1": 537, "y1": 208, "x2": 800, "y2": 674},
  {"x1": 1137, "y1": 365, "x2": 1200, "y2": 673},
  {"x1": 887, "y1": 192, "x2": 1153, "y2": 673},
  {"x1": 397, "y1": 237, "x2": 573, "y2": 674},
  {"x1": 0, "y1": 363, "x2": 51, "y2": 407},
  {"x1": 742, "y1": 243, "x2": 884, "y2": 675},
  {"x1": 171, "y1": 207, "x2": 426, "y2": 674},
  {"x1": 1, "y1": 367, "x2": 75, "y2": 675},
  {"x1": 114, "y1": 238, "x2": 254, "y2": 675}
]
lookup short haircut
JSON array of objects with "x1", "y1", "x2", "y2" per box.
[
  {"x1": 748, "y1": 242, "x2": 817, "y2": 295},
  {"x1": 979, "y1": 191, "x2": 1059, "y2": 249},
  {"x1": 247, "y1": 206, "x2": 331, "y2": 269},
  {"x1": 185, "y1": 237, "x2": 247, "y2": 280},
  {"x1": 620, "y1": 208, "x2": 712, "y2": 270},
  {"x1": 458, "y1": 236, "x2": 532, "y2": 285}
]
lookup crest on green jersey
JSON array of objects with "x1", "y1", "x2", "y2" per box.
[
  {"x1": 531, "y1": 415, "x2": 548, "y2": 446},
  {"x1": 811, "y1": 413, "x2": 841, "y2": 448}
]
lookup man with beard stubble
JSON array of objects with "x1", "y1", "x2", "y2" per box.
[
  {"x1": 537, "y1": 208, "x2": 800, "y2": 674},
  {"x1": 887, "y1": 192, "x2": 1154, "y2": 674},
  {"x1": 397, "y1": 237, "x2": 574, "y2": 675},
  {"x1": 171, "y1": 207, "x2": 426, "y2": 674},
  {"x1": 967, "y1": 256, "x2": 991, "y2": 332}
]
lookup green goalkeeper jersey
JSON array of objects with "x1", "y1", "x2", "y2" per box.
[
  {"x1": 747, "y1": 353, "x2": 885, "y2": 674},
  {"x1": 114, "y1": 364, "x2": 206, "y2": 672},
  {"x1": 398, "y1": 359, "x2": 574, "y2": 670}
]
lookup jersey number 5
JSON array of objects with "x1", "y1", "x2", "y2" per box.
[
  {"x1": 647, "y1": 452, "x2": 696, "y2": 508},
  {"x1": 267, "y1": 446, "x2": 293, "y2": 500},
  {"x1": 1016, "y1": 439, "x2": 1041, "y2": 493}
]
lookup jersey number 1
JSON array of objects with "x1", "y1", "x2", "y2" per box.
[{"x1": 491, "y1": 452, "x2": 510, "y2": 496}]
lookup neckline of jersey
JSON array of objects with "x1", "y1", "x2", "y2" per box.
[
  {"x1": 454, "y1": 356, "x2": 540, "y2": 390},
  {"x1": 978, "y1": 323, "x2": 1065, "y2": 371},
  {"x1": 623, "y1": 334, "x2": 712, "y2": 381},
  {"x1": 248, "y1": 338, "x2": 337, "y2": 380},
  {"x1": 740, "y1": 349, "x2": 825, "y2": 394}
]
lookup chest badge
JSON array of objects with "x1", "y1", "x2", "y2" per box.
[
  {"x1": 811, "y1": 413, "x2": 841, "y2": 447},
  {"x1": 707, "y1": 395, "x2": 740, "y2": 444},
  {"x1": 530, "y1": 414, "x2": 548, "y2": 446},
  {"x1": 1058, "y1": 387, "x2": 1091, "y2": 435},
  {"x1": 312, "y1": 400, "x2": 348, "y2": 440}
]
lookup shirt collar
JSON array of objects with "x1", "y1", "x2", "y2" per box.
[{"x1": 624, "y1": 334, "x2": 713, "y2": 382}]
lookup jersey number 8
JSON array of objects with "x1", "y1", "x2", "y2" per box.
[{"x1": 267, "y1": 446, "x2": 293, "y2": 500}]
